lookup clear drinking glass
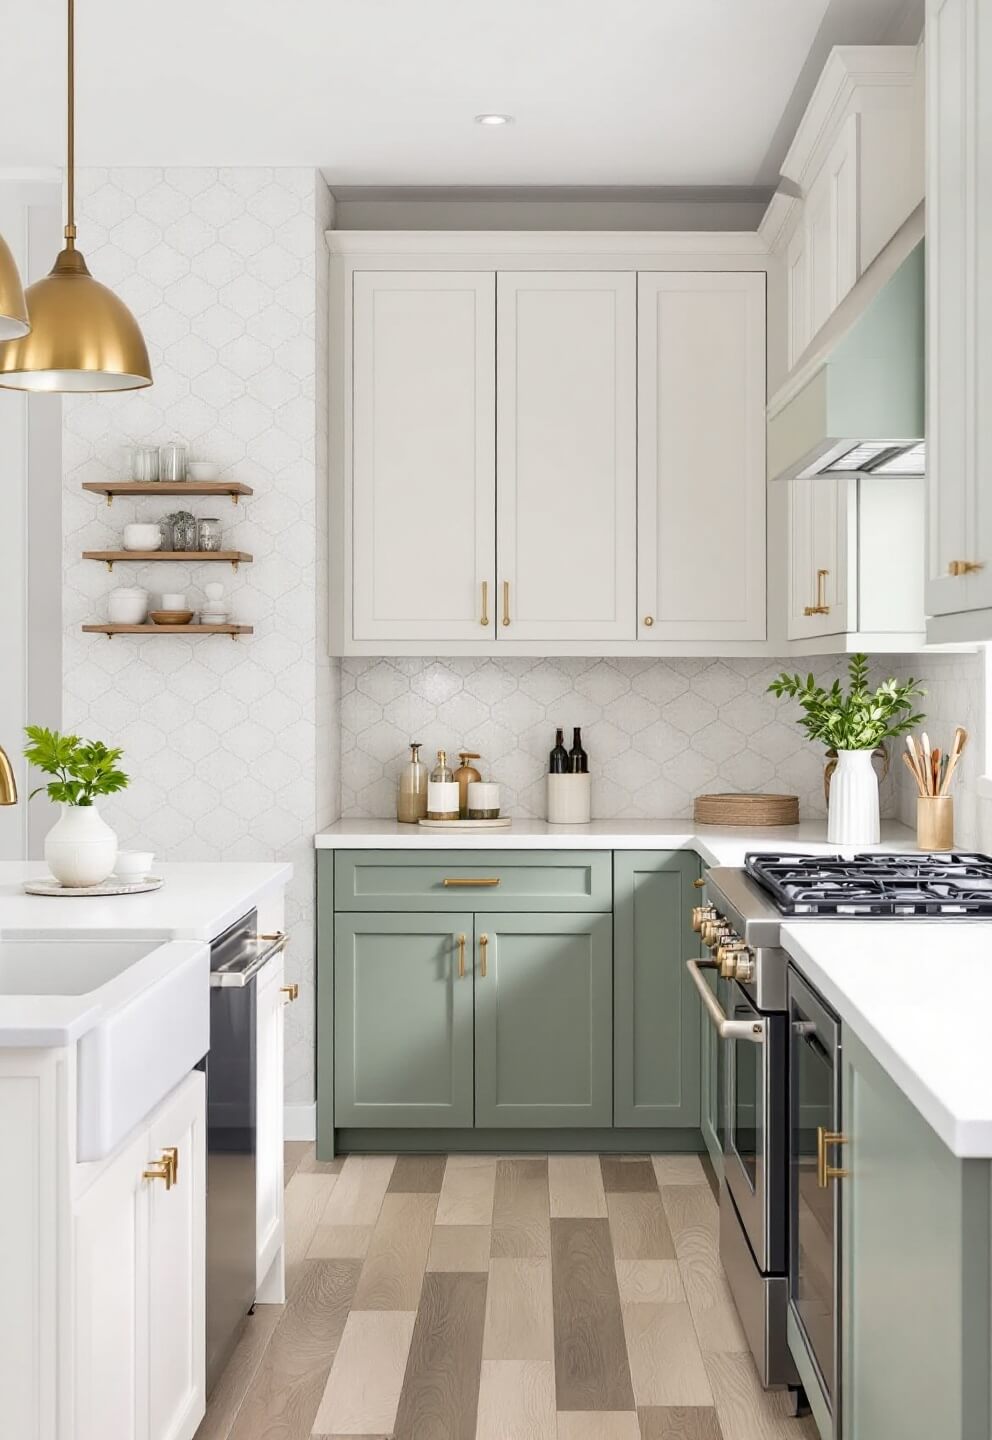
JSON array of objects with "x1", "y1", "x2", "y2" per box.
[
  {"x1": 159, "y1": 441, "x2": 188, "y2": 483},
  {"x1": 131, "y1": 445, "x2": 159, "y2": 483}
]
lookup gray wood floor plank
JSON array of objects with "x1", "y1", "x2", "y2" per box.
[
  {"x1": 601, "y1": 1157, "x2": 659, "y2": 1193},
  {"x1": 638, "y1": 1406, "x2": 725, "y2": 1438},
  {"x1": 387, "y1": 1154, "x2": 448, "y2": 1193},
  {"x1": 392, "y1": 1270, "x2": 489, "y2": 1440},
  {"x1": 551, "y1": 1217, "x2": 636, "y2": 1412}
]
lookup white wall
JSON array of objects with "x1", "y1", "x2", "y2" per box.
[{"x1": 60, "y1": 166, "x2": 333, "y2": 1104}]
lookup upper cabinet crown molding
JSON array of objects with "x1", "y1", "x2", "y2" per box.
[
  {"x1": 325, "y1": 229, "x2": 773, "y2": 258},
  {"x1": 779, "y1": 44, "x2": 921, "y2": 195}
]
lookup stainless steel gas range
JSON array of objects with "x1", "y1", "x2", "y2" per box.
[{"x1": 687, "y1": 849, "x2": 992, "y2": 1428}]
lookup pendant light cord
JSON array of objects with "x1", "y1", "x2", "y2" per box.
[{"x1": 65, "y1": 0, "x2": 75, "y2": 245}]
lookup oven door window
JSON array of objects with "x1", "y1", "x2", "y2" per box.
[
  {"x1": 790, "y1": 1012, "x2": 835, "y2": 1392},
  {"x1": 729, "y1": 992, "x2": 762, "y2": 1193}
]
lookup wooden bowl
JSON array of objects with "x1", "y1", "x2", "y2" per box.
[{"x1": 148, "y1": 609, "x2": 194, "y2": 626}]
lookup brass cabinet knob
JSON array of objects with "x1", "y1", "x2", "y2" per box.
[
  {"x1": 692, "y1": 877, "x2": 705, "y2": 889},
  {"x1": 643, "y1": 616, "x2": 654, "y2": 627},
  {"x1": 948, "y1": 559, "x2": 985, "y2": 576},
  {"x1": 281, "y1": 983, "x2": 300, "y2": 1002}
]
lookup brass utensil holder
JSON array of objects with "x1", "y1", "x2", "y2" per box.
[{"x1": 917, "y1": 796, "x2": 954, "y2": 851}]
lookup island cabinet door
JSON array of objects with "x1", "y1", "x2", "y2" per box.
[
  {"x1": 613, "y1": 851, "x2": 701, "y2": 1128},
  {"x1": 841, "y1": 1029, "x2": 989, "y2": 1440},
  {"x1": 334, "y1": 913, "x2": 475, "y2": 1127},
  {"x1": 473, "y1": 912, "x2": 612, "y2": 1128}
]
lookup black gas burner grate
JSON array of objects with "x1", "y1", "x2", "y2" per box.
[{"x1": 745, "y1": 851, "x2": 992, "y2": 917}]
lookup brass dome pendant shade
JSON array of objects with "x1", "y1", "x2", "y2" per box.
[
  {"x1": 0, "y1": 0, "x2": 151, "y2": 392},
  {"x1": 0, "y1": 232, "x2": 30, "y2": 342}
]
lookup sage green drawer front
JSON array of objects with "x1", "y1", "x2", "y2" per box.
[
  {"x1": 614, "y1": 851, "x2": 701, "y2": 1128},
  {"x1": 334, "y1": 912, "x2": 474, "y2": 1128},
  {"x1": 334, "y1": 850, "x2": 612, "y2": 912},
  {"x1": 474, "y1": 912, "x2": 613, "y2": 1128}
]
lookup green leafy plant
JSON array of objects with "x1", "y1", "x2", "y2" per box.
[
  {"x1": 23, "y1": 726, "x2": 129, "y2": 806},
  {"x1": 767, "y1": 654, "x2": 926, "y2": 751}
]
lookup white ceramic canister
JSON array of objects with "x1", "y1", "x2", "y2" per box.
[
  {"x1": 122, "y1": 522, "x2": 162, "y2": 551},
  {"x1": 547, "y1": 773, "x2": 592, "y2": 825},
  {"x1": 467, "y1": 781, "x2": 500, "y2": 819},
  {"x1": 107, "y1": 586, "x2": 149, "y2": 624},
  {"x1": 44, "y1": 804, "x2": 118, "y2": 887}
]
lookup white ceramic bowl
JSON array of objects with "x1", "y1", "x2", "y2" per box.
[
  {"x1": 122, "y1": 522, "x2": 162, "y2": 552},
  {"x1": 187, "y1": 460, "x2": 220, "y2": 481},
  {"x1": 107, "y1": 587, "x2": 149, "y2": 625},
  {"x1": 113, "y1": 849, "x2": 155, "y2": 881}
]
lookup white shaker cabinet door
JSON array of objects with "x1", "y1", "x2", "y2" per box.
[
  {"x1": 496, "y1": 272, "x2": 636, "y2": 641},
  {"x1": 925, "y1": 0, "x2": 992, "y2": 619},
  {"x1": 637, "y1": 271, "x2": 766, "y2": 641},
  {"x1": 787, "y1": 475, "x2": 853, "y2": 640},
  {"x1": 805, "y1": 114, "x2": 860, "y2": 339},
  {"x1": 352, "y1": 272, "x2": 496, "y2": 642}
]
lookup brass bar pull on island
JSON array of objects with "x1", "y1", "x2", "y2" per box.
[
  {"x1": 816, "y1": 1126, "x2": 850, "y2": 1187},
  {"x1": 480, "y1": 581, "x2": 490, "y2": 626},
  {"x1": 457, "y1": 933, "x2": 466, "y2": 979},
  {"x1": 502, "y1": 580, "x2": 511, "y2": 627},
  {"x1": 479, "y1": 933, "x2": 489, "y2": 978},
  {"x1": 442, "y1": 876, "x2": 501, "y2": 887}
]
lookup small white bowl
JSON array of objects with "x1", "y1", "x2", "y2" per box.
[
  {"x1": 113, "y1": 849, "x2": 155, "y2": 881},
  {"x1": 122, "y1": 522, "x2": 162, "y2": 552},
  {"x1": 187, "y1": 461, "x2": 220, "y2": 481}
]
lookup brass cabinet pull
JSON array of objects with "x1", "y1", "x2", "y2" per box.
[
  {"x1": 281, "y1": 983, "x2": 300, "y2": 1002},
  {"x1": 480, "y1": 581, "x2": 490, "y2": 626},
  {"x1": 162, "y1": 1146, "x2": 179, "y2": 1186},
  {"x1": 948, "y1": 559, "x2": 985, "y2": 576},
  {"x1": 442, "y1": 876, "x2": 501, "y2": 887},
  {"x1": 643, "y1": 616, "x2": 654, "y2": 628},
  {"x1": 693, "y1": 877, "x2": 706, "y2": 889},
  {"x1": 457, "y1": 932, "x2": 466, "y2": 979},
  {"x1": 143, "y1": 1158, "x2": 173, "y2": 1190},
  {"x1": 804, "y1": 568, "x2": 831, "y2": 617},
  {"x1": 816, "y1": 1126, "x2": 850, "y2": 1187},
  {"x1": 479, "y1": 933, "x2": 489, "y2": 977},
  {"x1": 502, "y1": 580, "x2": 511, "y2": 627}
]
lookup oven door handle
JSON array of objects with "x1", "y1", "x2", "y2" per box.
[{"x1": 686, "y1": 959, "x2": 765, "y2": 1044}]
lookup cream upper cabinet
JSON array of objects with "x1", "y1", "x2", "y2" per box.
[
  {"x1": 495, "y1": 272, "x2": 636, "y2": 642},
  {"x1": 637, "y1": 272, "x2": 766, "y2": 642},
  {"x1": 351, "y1": 272, "x2": 496, "y2": 642},
  {"x1": 805, "y1": 115, "x2": 860, "y2": 337},
  {"x1": 788, "y1": 475, "x2": 852, "y2": 640},
  {"x1": 925, "y1": 0, "x2": 992, "y2": 631}
]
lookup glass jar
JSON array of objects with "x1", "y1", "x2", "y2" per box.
[
  {"x1": 131, "y1": 445, "x2": 159, "y2": 483},
  {"x1": 197, "y1": 517, "x2": 222, "y2": 552},
  {"x1": 168, "y1": 510, "x2": 197, "y2": 551},
  {"x1": 159, "y1": 441, "x2": 188, "y2": 483}
]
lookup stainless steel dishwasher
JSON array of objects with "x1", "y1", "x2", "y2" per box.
[{"x1": 205, "y1": 911, "x2": 287, "y2": 1394}]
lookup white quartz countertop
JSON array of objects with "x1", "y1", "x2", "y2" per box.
[
  {"x1": 0, "y1": 861, "x2": 293, "y2": 940},
  {"x1": 314, "y1": 817, "x2": 917, "y2": 867},
  {"x1": 782, "y1": 921, "x2": 992, "y2": 1159}
]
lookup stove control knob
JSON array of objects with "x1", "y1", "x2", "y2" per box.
[
  {"x1": 731, "y1": 947, "x2": 756, "y2": 983},
  {"x1": 692, "y1": 904, "x2": 717, "y2": 934},
  {"x1": 717, "y1": 939, "x2": 744, "y2": 976},
  {"x1": 703, "y1": 920, "x2": 731, "y2": 949}
]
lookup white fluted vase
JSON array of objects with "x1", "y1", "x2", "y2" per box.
[
  {"x1": 826, "y1": 749, "x2": 880, "y2": 847},
  {"x1": 44, "y1": 803, "x2": 118, "y2": 887}
]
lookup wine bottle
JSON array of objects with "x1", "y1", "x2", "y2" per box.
[
  {"x1": 569, "y1": 727, "x2": 588, "y2": 774},
  {"x1": 397, "y1": 742, "x2": 428, "y2": 824},
  {"x1": 549, "y1": 728, "x2": 570, "y2": 774},
  {"x1": 427, "y1": 749, "x2": 460, "y2": 821}
]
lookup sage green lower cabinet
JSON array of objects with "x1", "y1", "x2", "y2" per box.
[
  {"x1": 474, "y1": 912, "x2": 613, "y2": 1128},
  {"x1": 334, "y1": 912, "x2": 474, "y2": 1128},
  {"x1": 613, "y1": 851, "x2": 701, "y2": 1128},
  {"x1": 840, "y1": 1029, "x2": 991, "y2": 1440}
]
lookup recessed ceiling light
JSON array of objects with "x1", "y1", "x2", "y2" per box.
[{"x1": 475, "y1": 113, "x2": 513, "y2": 126}]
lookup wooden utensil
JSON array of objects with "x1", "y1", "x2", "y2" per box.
[
  {"x1": 939, "y1": 726, "x2": 969, "y2": 795},
  {"x1": 902, "y1": 751, "x2": 927, "y2": 796},
  {"x1": 904, "y1": 736, "x2": 928, "y2": 795}
]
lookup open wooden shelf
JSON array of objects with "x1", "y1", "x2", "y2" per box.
[
  {"x1": 83, "y1": 623, "x2": 253, "y2": 639},
  {"x1": 83, "y1": 550, "x2": 252, "y2": 571},
  {"x1": 82, "y1": 481, "x2": 253, "y2": 506}
]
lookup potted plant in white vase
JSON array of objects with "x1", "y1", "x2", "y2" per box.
[
  {"x1": 767, "y1": 655, "x2": 925, "y2": 846},
  {"x1": 24, "y1": 726, "x2": 129, "y2": 887}
]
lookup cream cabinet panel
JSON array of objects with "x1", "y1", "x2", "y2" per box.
[
  {"x1": 496, "y1": 272, "x2": 636, "y2": 641},
  {"x1": 925, "y1": 0, "x2": 992, "y2": 622},
  {"x1": 786, "y1": 224, "x2": 810, "y2": 370},
  {"x1": 637, "y1": 272, "x2": 766, "y2": 642},
  {"x1": 805, "y1": 115, "x2": 860, "y2": 338},
  {"x1": 352, "y1": 272, "x2": 496, "y2": 641},
  {"x1": 788, "y1": 475, "x2": 852, "y2": 640}
]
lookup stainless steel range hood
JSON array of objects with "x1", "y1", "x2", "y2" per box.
[{"x1": 767, "y1": 204, "x2": 924, "y2": 482}]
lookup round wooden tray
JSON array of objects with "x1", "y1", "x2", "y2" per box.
[{"x1": 693, "y1": 793, "x2": 799, "y2": 827}]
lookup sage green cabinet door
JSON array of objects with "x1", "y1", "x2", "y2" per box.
[
  {"x1": 841, "y1": 1029, "x2": 990, "y2": 1440},
  {"x1": 614, "y1": 851, "x2": 701, "y2": 1128},
  {"x1": 334, "y1": 912, "x2": 474, "y2": 1127},
  {"x1": 474, "y1": 912, "x2": 612, "y2": 1128}
]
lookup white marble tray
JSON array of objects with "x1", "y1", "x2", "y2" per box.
[
  {"x1": 418, "y1": 817, "x2": 511, "y2": 830},
  {"x1": 23, "y1": 876, "x2": 164, "y2": 898}
]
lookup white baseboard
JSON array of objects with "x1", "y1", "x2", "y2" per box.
[{"x1": 284, "y1": 1102, "x2": 316, "y2": 1142}]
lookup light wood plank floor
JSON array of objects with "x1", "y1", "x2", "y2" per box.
[{"x1": 197, "y1": 1149, "x2": 818, "y2": 1440}]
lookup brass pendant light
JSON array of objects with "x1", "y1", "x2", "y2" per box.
[
  {"x1": 0, "y1": 0, "x2": 152, "y2": 392},
  {"x1": 0, "y1": 232, "x2": 30, "y2": 342}
]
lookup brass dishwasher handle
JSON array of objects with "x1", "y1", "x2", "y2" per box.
[
  {"x1": 443, "y1": 876, "x2": 501, "y2": 887},
  {"x1": 480, "y1": 580, "x2": 490, "y2": 626},
  {"x1": 804, "y1": 568, "x2": 831, "y2": 616},
  {"x1": 479, "y1": 933, "x2": 489, "y2": 977},
  {"x1": 502, "y1": 580, "x2": 511, "y2": 627},
  {"x1": 685, "y1": 959, "x2": 764, "y2": 1043},
  {"x1": 816, "y1": 1127, "x2": 850, "y2": 1187},
  {"x1": 457, "y1": 933, "x2": 466, "y2": 978}
]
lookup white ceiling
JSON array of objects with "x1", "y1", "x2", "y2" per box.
[{"x1": 0, "y1": 0, "x2": 920, "y2": 187}]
